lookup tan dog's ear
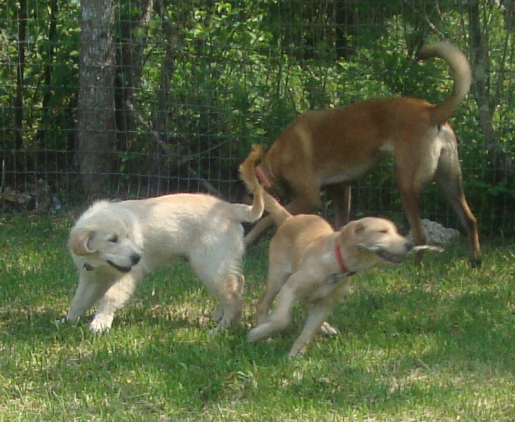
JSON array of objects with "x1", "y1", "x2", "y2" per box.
[
  {"x1": 350, "y1": 220, "x2": 366, "y2": 236},
  {"x1": 69, "y1": 228, "x2": 95, "y2": 256}
]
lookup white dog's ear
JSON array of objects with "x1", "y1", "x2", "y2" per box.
[{"x1": 69, "y1": 228, "x2": 95, "y2": 256}]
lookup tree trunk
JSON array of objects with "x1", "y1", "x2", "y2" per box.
[
  {"x1": 114, "y1": 0, "x2": 153, "y2": 151},
  {"x1": 15, "y1": 0, "x2": 27, "y2": 153},
  {"x1": 77, "y1": 0, "x2": 116, "y2": 197},
  {"x1": 467, "y1": 0, "x2": 499, "y2": 154}
]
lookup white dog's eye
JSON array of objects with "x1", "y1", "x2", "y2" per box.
[{"x1": 109, "y1": 235, "x2": 119, "y2": 243}]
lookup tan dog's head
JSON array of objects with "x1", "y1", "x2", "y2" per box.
[
  {"x1": 338, "y1": 217, "x2": 412, "y2": 269},
  {"x1": 69, "y1": 202, "x2": 142, "y2": 273}
]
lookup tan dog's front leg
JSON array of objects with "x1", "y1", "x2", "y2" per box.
[
  {"x1": 289, "y1": 303, "x2": 332, "y2": 358},
  {"x1": 256, "y1": 267, "x2": 290, "y2": 325}
]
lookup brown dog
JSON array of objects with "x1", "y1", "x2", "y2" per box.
[
  {"x1": 240, "y1": 145, "x2": 413, "y2": 357},
  {"x1": 244, "y1": 42, "x2": 481, "y2": 267}
]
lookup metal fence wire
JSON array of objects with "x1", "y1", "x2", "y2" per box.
[{"x1": 0, "y1": 0, "x2": 514, "y2": 237}]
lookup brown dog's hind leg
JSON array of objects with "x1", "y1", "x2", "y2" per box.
[
  {"x1": 326, "y1": 182, "x2": 352, "y2": 228},
  {"x1": 396, "y1": 183, "x2": 427, "y2": 266},
  {"x1": 435, "y1": 159, "x2": 481, "y2": 267}
]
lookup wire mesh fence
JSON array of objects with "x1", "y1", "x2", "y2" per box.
[{"x1": 1, "y1": 0, "x2": 514, "y2": 237}]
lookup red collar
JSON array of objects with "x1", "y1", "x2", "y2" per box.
[
  {"x1": 335, "y1": 245, "x2": 355, "y2": 276},
  {"x1": 255, "y1": 164, "x2": 274, "y2": 189}
]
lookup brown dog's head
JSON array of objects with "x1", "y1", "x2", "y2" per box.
[
  {"x1": 69, "y1": 201, "x2": 142, "y2": 273},
  {"x1": 338, "y1": 217, "x2": 413, "y2": 270}
]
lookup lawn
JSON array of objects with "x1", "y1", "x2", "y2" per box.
[{"x1": 1, "y1": 214, "x2": 515, "y2": 421}]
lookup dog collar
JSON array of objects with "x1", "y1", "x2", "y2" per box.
[
  {"x1": 335, "y1": 245, "x2": 355, "y2": 276},
  {"x1": 255, "y1": 164, "x2": 274, "y2": 189}
]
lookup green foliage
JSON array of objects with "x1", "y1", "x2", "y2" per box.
[{"x1": 0, "y1": 0, "x2": 514, "y2": 233}]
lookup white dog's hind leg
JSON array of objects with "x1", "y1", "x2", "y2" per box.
[
  {"x1": 212, "y1": 274, "x2": 244, "y2": 324},
  {"x1": 90, "y1": 272, "x2": 139, "y2": 333},
  {"x1": 67, "y1": 274, "x2": 110, "y2": 324},
  {"x1": 189, "y1": 240, "x2": 245, "y2": 328},
  {"x1": 210, "y1": 273, "x2": 244, "y2": 329}
]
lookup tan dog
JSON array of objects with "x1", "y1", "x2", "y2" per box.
[
  {"x1": 67, "y1": 186, "x2": 263, "y2": 333},
  {"x1": 240, "y1": 145, "x2": 413, "y2": 357},
  {"x1": 244, "y1": 42, "x2": 481, "y2": 267}
]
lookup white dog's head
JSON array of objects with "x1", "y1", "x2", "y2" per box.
[{"x1": 69, "y1": 202, "x2": 142, "y2": 273}]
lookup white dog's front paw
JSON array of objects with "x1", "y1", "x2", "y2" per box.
[
  {"x1": 53, "y1": 318, "x2": 68, "y2": 327},
  {"x1": 320, "y1": 321, "x2": 340, "y2": 336},
  {"x1": 247, "y1": 329, "x2": 259, "y2": 343},
  {"x1": 89, "y1": 315, "x2": 113, "y2": 333}
]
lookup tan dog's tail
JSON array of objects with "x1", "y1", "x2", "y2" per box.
[
  {"x1": 239, "y1": 145, "x2": 291, "y2": 227},
  {"x1": 416, "y1": 41, "x2": 472, "y2": 126}
]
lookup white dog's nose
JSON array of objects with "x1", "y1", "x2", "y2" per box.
[{"x1": 131, "y1": 253, "x2": 141, "y2": 265}]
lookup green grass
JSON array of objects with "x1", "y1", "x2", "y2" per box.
[{"x1": 1, "y1": 214, "x2": 515, "y2": 421}]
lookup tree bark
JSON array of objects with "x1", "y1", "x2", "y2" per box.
[
  {"x1": 15, "y1": 0, "x2": 27, "y2": 153},
  {"x1": 77, "y1": 0, "x2": 116, "y2": 196},
  {"x1": 467, "y1": 0, "x2": 499, "y2": 154}
]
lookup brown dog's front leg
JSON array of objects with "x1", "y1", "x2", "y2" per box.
[{"x1": 326, "y1": 182, "x2": 352, "y2": 228}]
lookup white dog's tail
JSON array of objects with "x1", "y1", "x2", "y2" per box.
[
  {"x1": 239, "y1": 144, "x2": 291, "y2": 227},
  {"x1": 416, "y1": 42, "x2": 472, "y2": 126}
]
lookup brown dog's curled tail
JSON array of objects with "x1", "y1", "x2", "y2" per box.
[
  {"x1": 239, "y1": 145, "x2": 291, "y2": 227},
  {"x1": 416, "y1": 41, "x2": 472, "y2": 126}
]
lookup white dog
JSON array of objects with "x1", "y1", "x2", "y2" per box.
[{"x1": 66, "y1": 186, "x2": 264, "y2": 333}]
